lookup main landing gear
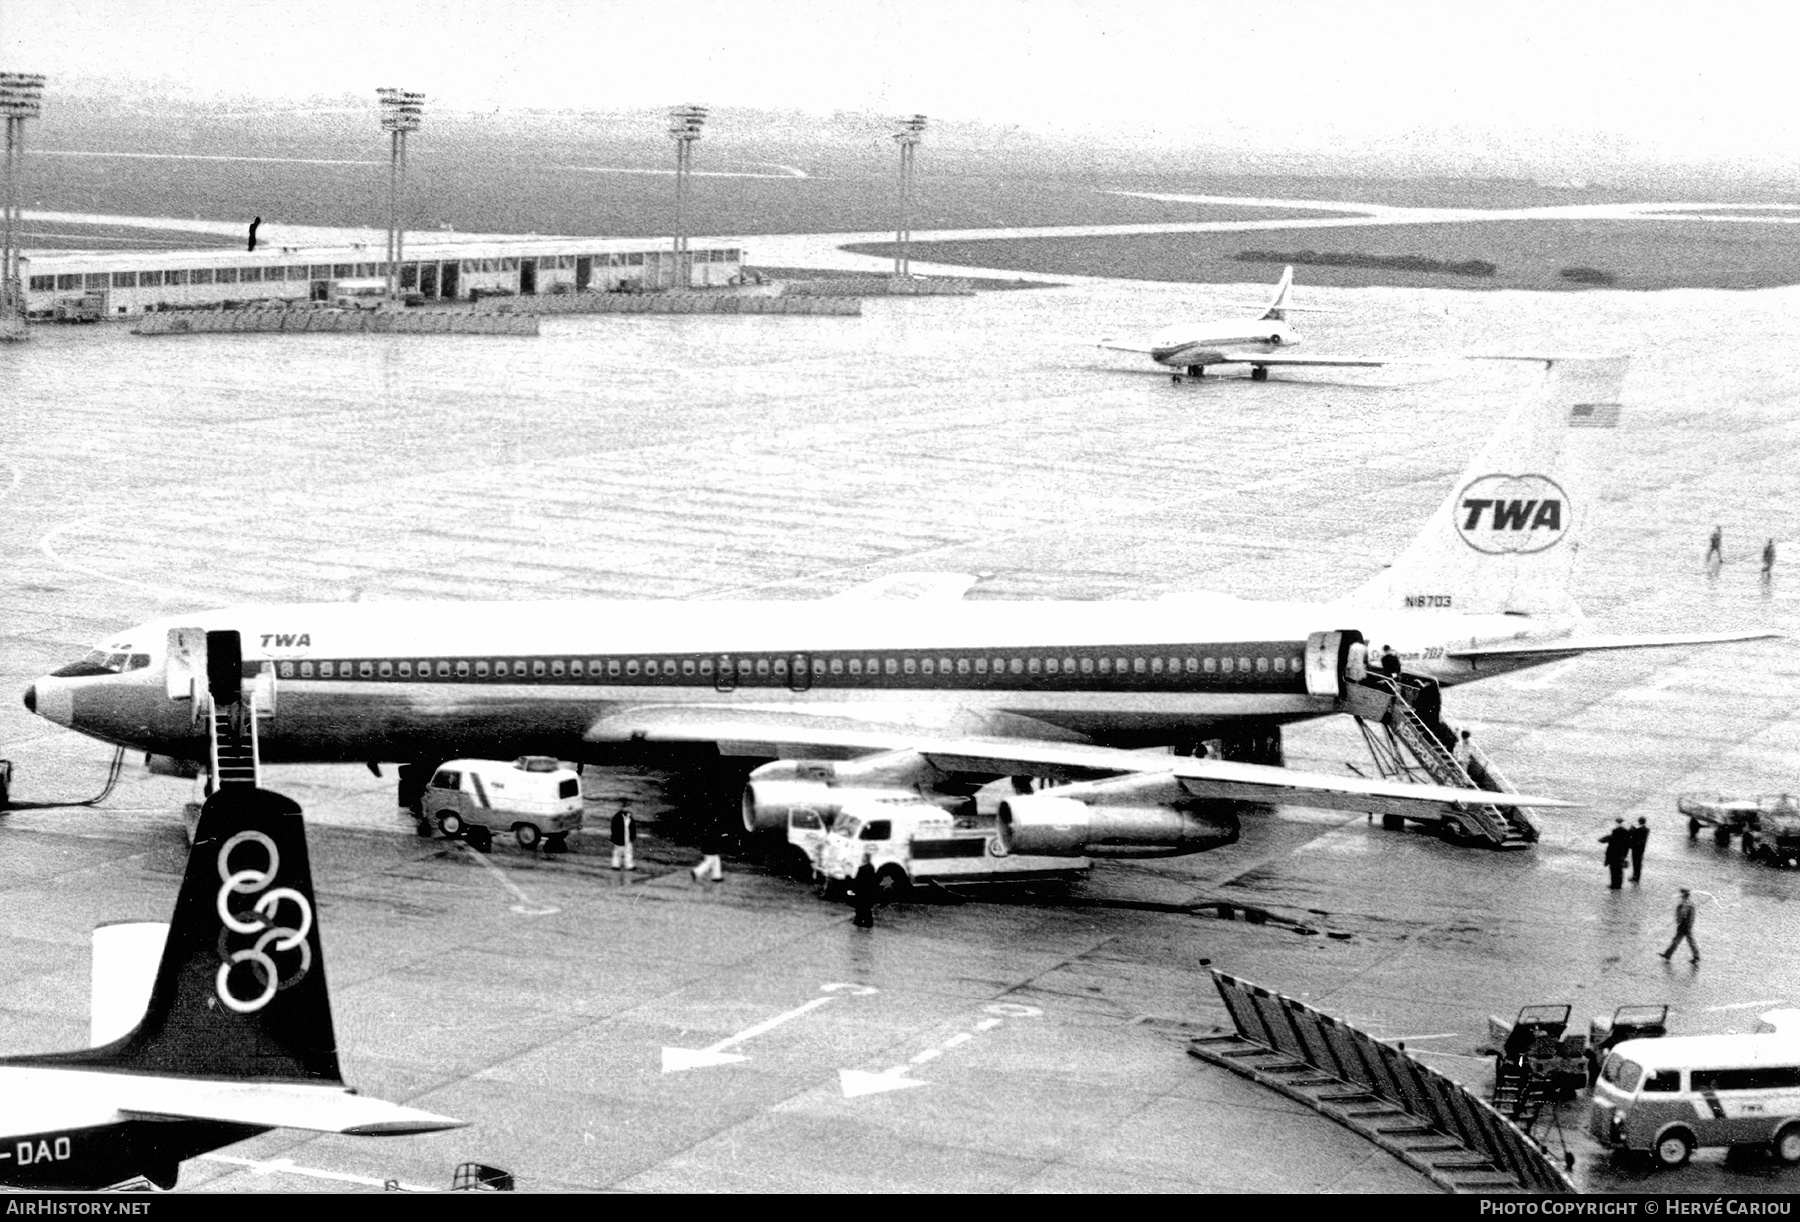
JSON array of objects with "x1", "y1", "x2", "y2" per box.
[
  {"x1": 1249, "y1": 365, "x2": 1270, "y2": 381},
  {"x1": 1171, "y1": 365, "x2": 1205, "y2": 384}
]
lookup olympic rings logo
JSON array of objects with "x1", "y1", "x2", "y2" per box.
[{"x1": 213, "y1": 830, "x2": 313, "y2": 1014}]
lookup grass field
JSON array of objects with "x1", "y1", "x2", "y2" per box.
[{"x1": 845, "y1": 218, "x2": 1800, "y2": 290}]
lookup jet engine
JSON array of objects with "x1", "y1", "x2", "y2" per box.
[
  {"x1": 997, "y1": 794, "x2": 1239, "y2": 859},
  {"x1": 741, "y1": 751, "x2": 950, "y2": 832}
]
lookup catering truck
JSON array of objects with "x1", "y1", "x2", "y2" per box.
[{"x1": 798, "y1": 798, "x2": 1089, "y2": 898}]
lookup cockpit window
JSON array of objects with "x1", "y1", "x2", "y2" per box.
[
  {"x1": 52, "y1": 650, "x2": 125, "y2": 678},
  {"x1": 49, "y1": 646, "x2": 153, "y2": 679}
]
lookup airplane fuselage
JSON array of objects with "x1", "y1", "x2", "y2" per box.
[
  {"x1": 1149, "y1": 319, "x2": 1297, "y2": 368},
  {"x1": 26, "y1": 598, "x2": 1575, "y2": 766}
]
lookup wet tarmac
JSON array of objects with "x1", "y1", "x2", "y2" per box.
[{"x1": 1, "y1": 273, "x2": 1796, "y2": 1192}]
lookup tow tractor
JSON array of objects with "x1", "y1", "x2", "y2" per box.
[
  {"x1": 1740, "y1": 804, "x2": 1800, "y2": 868},
  {"x1": 1487, "y1": 1005, "x2": 1590, "y2": 1103},
  {"x1": 1677, "y1": 791, "x2": 1798, "y2": 847}
]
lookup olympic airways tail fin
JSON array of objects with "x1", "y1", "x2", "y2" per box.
[
  {"x1": 1258, "y1": 265, "x2": 1296, "y2": 321},
  {"x1": 1339, "y1": 355, "x2": 1628, "y2": 617},
  {"x1": 51, "y1": 786, "x2": 344, "y2": 1082}
]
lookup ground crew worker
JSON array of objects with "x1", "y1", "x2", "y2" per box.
[
  {"x1": 851, "y1": 864, "x2": 877, "y2": 928},
  {"x1": 1764, "y1": 538, "x2": 1776, "y2": 578},
  {"x1": 691, "y1": 830, "x2": 724, "y2": 883},
  {"x1": 1629, "y1": 816, "x2": 1650, "y2": 883},
  {"x1": 1707, "y1": 525, "x2": 1724, "y2": 569},
  {"x1": 1660, "y1": 888, "x2": 1700, "y2": 963},
  {"x1": 1379, "y1": 645, "x2": 1402, "y2": 679},
  {"x1": 609, "y1": 806, "x2": 635, "y2": 871},
  {"x1": 1452, "y1": 729, "x2": 1474, "y2": 771},
  {"x1": 1599, "y1": 817, "x2": 1631, "y2": 890}
]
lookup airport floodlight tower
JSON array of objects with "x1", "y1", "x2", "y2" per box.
[
  {"x1": 667, "y1": 105, "x2": 707, "y2": 289},
  {"x1": 377, "y1": 88, "x2": 425, "y2": 302},
  {"x1": 892, "y1": 114, "x2": 927, "y2": 279},
  {"x1": 0, "y1": 71, "x2": 45, "y2": 334}
]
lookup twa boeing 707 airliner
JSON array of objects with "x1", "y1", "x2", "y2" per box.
[{"x1": 23, "y1": 357, "x2": 1768, "y2": 859}]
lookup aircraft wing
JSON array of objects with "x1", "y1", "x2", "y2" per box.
[
  {"x1": 585, "y1": 705, "x2": 1574, "y2": 816},
  {"x1": 1218, "y1": 351, "x2": 1389, "y2": 368},
  {"x1": 112, "y1": 1079, "x2": 464, "y2": 1135},
  {"x1": 1448, "y1": 630, "x2": 1779, "y2": 662}
]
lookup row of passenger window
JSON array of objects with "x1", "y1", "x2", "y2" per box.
[
  {"x1": 279, "y1": 650, "x2": 1305, "y2": 682},
  {"x1": 28, "y1": 250, "x2": 747, "y2": 293}
]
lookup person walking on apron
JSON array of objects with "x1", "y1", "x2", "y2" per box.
[
  {"x1": 610, "y1": 806, "x2": 635, "y2": 871},
  {"x1": 1660, "y1": 888, "x2": 1700, "y2": 964}
]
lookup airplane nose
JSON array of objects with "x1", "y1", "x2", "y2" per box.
[{"x1": 24, "y1": 679, "x2": 72, "y2": 727}]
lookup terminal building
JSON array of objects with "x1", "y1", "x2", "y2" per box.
[{"x1": 18, "y1": 236, "x2": 746, "y2": 319}]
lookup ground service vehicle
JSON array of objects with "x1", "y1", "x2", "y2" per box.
[
  {"x1": 810, "y1": 800, "x2": 1089, "y2": 897},
  {"x1": 1488, "y1": 1004, "x2": 1589, "y2": 1098},
  {"x1": 1590, "y1": 1035, "x2": 1800, "y2": 1167},
  {"x1": 425, "y1": 756, "x2": 583, "y2": 851},
  {"x1": 1741, "y1": 806, "x2": 1800, "y2": 868},
  {"x1": 1678, "y1": 792, "x2": 1797, "y2": 846},
  {"x1": 331, "y1": 277, "x2": 389, "y2": 309}
]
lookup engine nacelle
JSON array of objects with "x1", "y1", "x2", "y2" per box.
[
  {"x1": 997, "y1": 795, "x2": 1239, "y2": 859},
  {"x1": 741, "y1": 753, "x2": 946, "y2": 832},
  {"x1": 741, "y1": 778, "x2": 923, "y2": 833}
]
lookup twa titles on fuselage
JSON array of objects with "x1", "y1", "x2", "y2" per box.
[
  {"x1": 1097, "y1": 264, "x2": 1392, "y2": 383},
  {"x1": 23, "y1": 358, "x2": 1771, "y2": 862}
]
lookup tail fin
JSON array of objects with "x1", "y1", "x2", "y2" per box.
[
  {"x1": 1339, "y1": 356, "x2": 1628, "y2": 616},
  {"x1": 46, "y1": 787, "x2": 341, "y2": 1081},
  {"x1": 1259, "y1": 265, "x2": 1295, "y2": 321}
]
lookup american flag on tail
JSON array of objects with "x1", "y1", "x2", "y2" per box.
[{"x1": 1568, "y1": 401, "x2": 1621, "y2": 428}]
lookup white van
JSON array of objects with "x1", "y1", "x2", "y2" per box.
[
  {"x1": 1589, "y1": 1034, "x2": 1800, "y2": 1167},
  {"x1": 424, "y1": 757, "x2": 584, "y2": 851},
  {"x1": 809, "y1": 800, "x2": 1089, "y2": 899},
  {"x1": 331, "y1": 277, "x2": 389, "y2": 310}
]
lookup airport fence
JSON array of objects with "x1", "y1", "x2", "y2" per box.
[{"x1": 1191, "y1": 970, "x2": 1577, "y2": 1194}]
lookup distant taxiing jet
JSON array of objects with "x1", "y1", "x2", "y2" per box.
[
  {"x1": 23, "y1": 358, "x2": 1771, "y2": 863},
  {"x1": 0, "y1": 786, "x2": 461, "y2": 1191},
  {"x1": 1099, "y1": 264, "x2": 1391, "y2": 381}
]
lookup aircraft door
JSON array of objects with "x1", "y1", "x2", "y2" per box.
[
  {"x1": 1303, "y1": 630, "x2": 1362, "y2": 698},
  {"x1": 165, "y1": 627, "x2": 207, "y2": 700},
  {"x1": 788, "y1": 653, "x2": 812, "y2": 693},
  {"x1": 206, "y1": 630, "x2": 243, "y2": 706},
  {"x1": 714, "y1": 654, "x2": 737, "y2": 693}
]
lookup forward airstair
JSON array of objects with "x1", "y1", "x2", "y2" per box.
[
  {"x1": 205, "y1": 693, "x2": 263, "y2": 790},
  {"x1": 1345, "y1": 675, "x2": 1536, "y2": 849}
]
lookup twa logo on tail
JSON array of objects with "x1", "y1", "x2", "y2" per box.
[{"x1": 1454, "y1": 474, "x2": 1568, "y2": 555}]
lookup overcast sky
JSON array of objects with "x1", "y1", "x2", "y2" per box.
[{"x1": 5, "y1": 0, "x2": 1800, "y2": 172}]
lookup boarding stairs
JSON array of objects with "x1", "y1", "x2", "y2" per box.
[
  {"x1": 1490, "y1": 1066, "x2": 1558, "y2": 1137},
  {"x1": 203, "y1": 693, "x2": 263, "y2": 790},
  {"x1": 1345, "y1": 676, "x2": 1536, "y2": 849}
]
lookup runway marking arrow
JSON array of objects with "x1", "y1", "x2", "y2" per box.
[
  {"x1": 663, "y1": 983, "x2": 877, "y2": 1073},
  {"x1": 839, "y1": 1000, "x2": 1044, "y2": 1098}
]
